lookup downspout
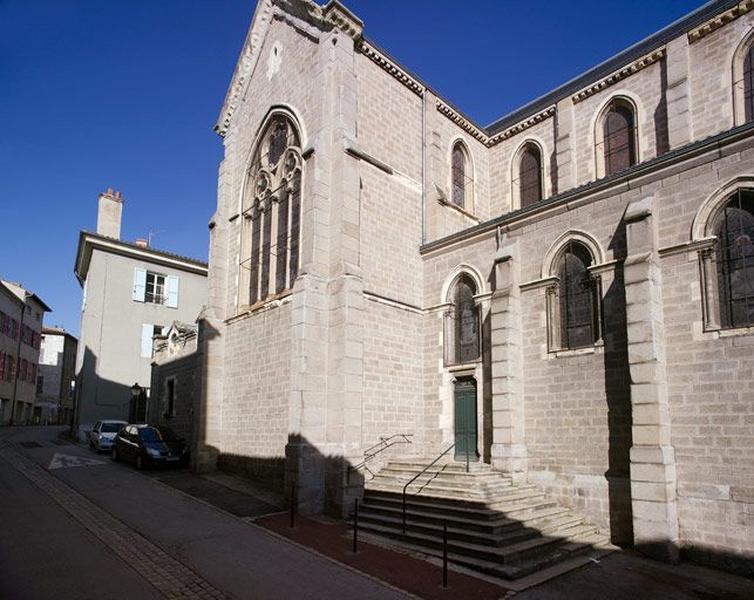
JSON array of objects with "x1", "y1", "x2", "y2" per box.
[{"x1": 421, "y1": 89, "x2": 427, "y2": 244}]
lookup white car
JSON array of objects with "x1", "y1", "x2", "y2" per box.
[{"x1": 89, "y1": 420, "x2": 127, "y2": 452}]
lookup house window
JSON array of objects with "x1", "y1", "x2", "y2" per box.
[
  {"x1": 145, "y1": 271, "x2": 166, "y2": 304},
  {"x1": 557, "y1": 242, "x2": 599, "y2": 349},
  {"x1": 714, "y1": 189, "x2": 754, "y2": 329},
  {"x1": 603, "y1": 100, "x2": 637, "y2": 176},
  {"x1": 36, "y1": 375, "x2": 44, "y2": 395},
  {"x1": 446, "y1": 274, "x2": 480, "y2": 365},
  {"x1": 451, "y1": 142, "x2": 473, "y2": 210},
  {"x1": 519, "y1": 143, "x2": 543, "y2": 208},
  {"x1": 240, "y1": 113, "x2": 303, "y2": 307}
]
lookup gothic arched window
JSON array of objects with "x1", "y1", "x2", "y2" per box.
[
  {"x1": 602, "y1": 100, "x2": 637, "y2": 176},
  {"x1": 744, "y1": 45, "x2": 754, "y2": 123},
  {"x1": 714, "y1": 190, "x2": 754, "y2": 328},
  {"x1": 519, "y1": 143, "x2": 543, "y2": 207},
  {"x1": 241, "y1": 114, "x2": 302, "y2": 307},
  {"x1": 557, "y1": 242, "x2": 599, "y2": 349},
  {"x1": 447, "y1": 274, "x2": 480, "y2": 364},
  {"x1": 451, "y1": 142, "x2": 472, "y2": 209}
]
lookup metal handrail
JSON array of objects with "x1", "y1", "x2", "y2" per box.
[
  {"x1": 402, "y1": 442, "x2": 456, "y2": 533},
  {"x1": 348, "y1": 433, "x2": 413, "y2": 482}
]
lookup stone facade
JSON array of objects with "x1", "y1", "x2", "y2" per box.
[{"x1": 198, "y1": 0, "x2": 754, "y2": 574}]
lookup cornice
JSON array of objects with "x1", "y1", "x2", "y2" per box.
[
  {"x1": 435, "y1": 100, "x2": 488, "y2": 144},
  {"x1": 688, "y1": 0, "x2": 754, "y2": 43},
  {"x1": 358, "y1": 39, "x2": 425, "y2": 96},
  {"x1": 322, "y1": 0, "x2": 363, "y2": 39},
  {"x1": 571, "y1": 47, "x2": 666, "y2": 104},
  {"x1": 486, "y1": 106, "x2": 557, "y2": 146}
]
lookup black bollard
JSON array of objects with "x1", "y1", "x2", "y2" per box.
[
  {"x1": 353, "y1": 498, "x2": 359, "y2": 553},
  {"x1": 442, "y1": 520, "x2": 448, "y2": 589}
]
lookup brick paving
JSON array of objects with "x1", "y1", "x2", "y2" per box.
[
  {"x1": 0, "y1": 443, "x2": 227, "y2": 600},
  {"x1": 257, "y1": 512, "x2": 511, "y2": 600}
]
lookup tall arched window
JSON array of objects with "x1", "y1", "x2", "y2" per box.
[
  {"x1": 557, "y1": 242, "x2": 599, "y2": 349},
  {"x1": 241, "y1": 113, "x2": 303, "y2": 307},
  {"x1": 519, "y1": 143, "x2": 543, "y2": 207},
  {"x1": 446, "y1": 274, "x2": 480, "y2": 365},
  {"x1": 451, "y1": 142, "x2": 472, "y2": 210},
  {"x1": 602, "y1": 100, "x2": 636, "y2": 176},
  {"x1": 744, "y1": 45, "x2": 754, "y2": 123},
  {"x1": 714, "y1": 190, "x2": 754, "y2": 328}
]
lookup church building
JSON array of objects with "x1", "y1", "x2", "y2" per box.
[{"x1": 189, "y1": 0, "x2": 754, "y2": 576}]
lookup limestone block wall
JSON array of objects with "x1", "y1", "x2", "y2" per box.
[
  {"x1": 220, "y1": 303, "x2": 292, "y2": 491},
  {"x1": 149, "y1": 353, "x2": 198, "y2": 443}
]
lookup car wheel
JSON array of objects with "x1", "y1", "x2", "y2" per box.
[
  {"x1": 112, "y1": 447, "x2": 119, "y2": 462},
  {"x1": 136, "y1": 455, "x2": 144, "y2": 470}
]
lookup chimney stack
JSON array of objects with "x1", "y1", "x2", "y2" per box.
[
  {"x1": 134, "y1": 238, "x2": 149, "y2": 248},
  {"x1": 96, "y1": 187, "x2": 124, "y2": 239}
]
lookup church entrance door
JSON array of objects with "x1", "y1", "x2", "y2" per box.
[{"x1": 454, "y1": 378, "x2": 477, "y2": 462}]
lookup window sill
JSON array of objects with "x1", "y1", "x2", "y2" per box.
[
  {"x1": 548, "y1": 339, "x2": 604, "y2": 359},
  {"x1": 702, "y1": 324, "x2": 754, "y2": 339},
  {"x1": 445, "y1": 361, "x2": 481, "y2": 372},
  {"x1": 227, "y1": 290, "x2": 293, "y2": 324}
]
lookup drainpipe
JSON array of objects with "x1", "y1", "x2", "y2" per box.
[{"x1": 9, "y1": 296, "x2": 26, "y2": 426}]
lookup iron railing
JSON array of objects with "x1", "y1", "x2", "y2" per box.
[
  {"x1": 348, "y1": 433, "x2": 413, "y2": 483},
  {"x1": 402, "y1": 442, "x2": 461, "y2": 533}
]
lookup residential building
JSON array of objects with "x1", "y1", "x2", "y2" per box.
[
  {"x1": 191, "y1": 0, "x2": 754, "y2": 575},
  {"x1": 73, "y1": 189, "x2": 208, "y2": 439},
  {"x1": 37, "y1": 326, "x2": 78, "y2": 425},
  {"x1": 0, "y1": 280, "x2": 50, "y2": 425}
]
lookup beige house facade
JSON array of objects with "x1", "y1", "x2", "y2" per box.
[{"x1": 195, "y1": 0, "x2": 754, "y2": 574}]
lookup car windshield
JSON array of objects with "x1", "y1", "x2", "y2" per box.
[
  {"x1": 101, "y1": 423, "x2": 123, "y2": 433},
  {"x1": 138, "y1": 427, "x2": 177, "y2": 442}
]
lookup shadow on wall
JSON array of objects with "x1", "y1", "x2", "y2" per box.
[
  {"x1": 603, "y1": 216, "x2": 634, "y2": 547},
  {"x1": 74, "y1": 346, "x2": 136, "y2": 438}
]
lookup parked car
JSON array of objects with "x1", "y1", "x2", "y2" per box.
[
  {"x1": 111, "y1": 424, "x2": 188, "y2": 470},
  {"x1": 89, "y1": 420, "x2": 127, "y2": 452}
]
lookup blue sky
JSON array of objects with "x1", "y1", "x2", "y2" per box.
[{"x1": 0, "y1": 0, "x2": 702, "y2": 336}]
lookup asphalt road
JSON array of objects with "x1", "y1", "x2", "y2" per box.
[{"x1": 0, "y1": 426, "x2": 409, "y2": 600}]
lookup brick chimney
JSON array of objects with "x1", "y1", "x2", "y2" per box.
[
  {"x1": 134, "y1": 238, "x2": 149, "y2": 248},
  {"x1": 96, "y1": 188, "x2": 123, "y2": 239}
]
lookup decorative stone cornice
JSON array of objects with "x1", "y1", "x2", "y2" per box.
[
  {"x1": 486, "y1": 106, "x2": 556, "y2": 146},
  {"x1": 435, "y1": 100, "x2": 488, "y2": 144},
  {"x1": 571, "y1": 47, "x2": 665, "y2": 104},
  {"x1": 688, "y1": 0, "x2": 754, "y2": 43},
  {"x1": 358, "y1": 40, "x2": 425, "y2": 96},
  {"x1": 322, "y1": 0, "x2": 363, "y2": 39}
]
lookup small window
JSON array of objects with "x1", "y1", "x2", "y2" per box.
[
  {"x1": 145, "y1": 272, "x2": 166, "y2": 304},
  {"x1": 715, "y1": 189, "x2": 754, "y2": 328},
  {"x1": 558, "y1": 242, "x2": 599, "y2": 349},
  {"x1": 744, "y1": 43, "x2": 754, "y2": 123},
  {"x1": 603, "y1": 100, "x2": 637, "y2": 176},
  {"x1": 519, "y1": 143, "x2": 543, "y2": 207},
  {"x1": 450, "y1": 142, "x2": 473, "y2": 210}
]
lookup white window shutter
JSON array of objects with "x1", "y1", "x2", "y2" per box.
[
  {"x1": 82, "y1": 279, "x2": 88, "y2": 311},
  {"x1": 166, "y1": 275, "x2": 179, "y2": 308},
  {"x1": 140, "y1": 324, "x2": 153, "y2": 358},
  {"x1": 133, "y1": 268, "x2": 147, "y2": 302}
]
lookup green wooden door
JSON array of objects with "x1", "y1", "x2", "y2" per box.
[{"x1": 454, "y1": 379, "x2": 477, "y2": 461}]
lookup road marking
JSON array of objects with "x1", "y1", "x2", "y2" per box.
[
  {"x1": 0, "y1": 444, "x2": 226, "y2": 599},
  {"x1": 48, "y1": 452, "x2": 106, "y2": 470}
]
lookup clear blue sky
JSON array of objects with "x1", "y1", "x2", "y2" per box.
[{"x1": 0, "y1": 0, "x2": 703, "y2": 336}]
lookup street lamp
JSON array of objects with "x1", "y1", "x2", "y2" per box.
[{"x1": 131, "y1": 383, "x2": 142, "y2": 423}]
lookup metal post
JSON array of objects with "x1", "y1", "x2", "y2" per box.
[
  {"x1": 402, "y1": 492, "x2": 406, "y2": 533},
  {"x1": 289, "y1": 482, "x2": 296, "y2": 529},
  {"x1": 466, "y1": 445, "x2": 470, "y2": 473},
  {"x1": 352, "y1": 498, "x2": 359, "y2": 553},
  {"x1": 442, "y1": 520, "x2": 448, "y2": 588}
]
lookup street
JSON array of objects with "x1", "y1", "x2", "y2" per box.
[{"x1": 0, "y1": 426, "x2": 408, "y2": 600}]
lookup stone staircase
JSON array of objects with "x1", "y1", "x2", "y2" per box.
[{"x1": 354, "y1": 459, "x2": 611, "y2": 580}]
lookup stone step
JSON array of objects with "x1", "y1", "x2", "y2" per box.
[
  {"x1": 363, "y1": 489, "x2": 559, "y2": 521},
  {"x1": 385, "y1": 460, "x2": 493, "y2": 473},
  {"x1": 359, "y1": 499, "x2": 583, "y2": 535},
  {"x1": 355, "y1": 519, "x2": 597, "y2": 565},
  {"x1": 367, "y1": 482, "x2": 546, "y2": 504},
  {"x1": 371, "y1": 472, "x2": 516, "y2": 492}
]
